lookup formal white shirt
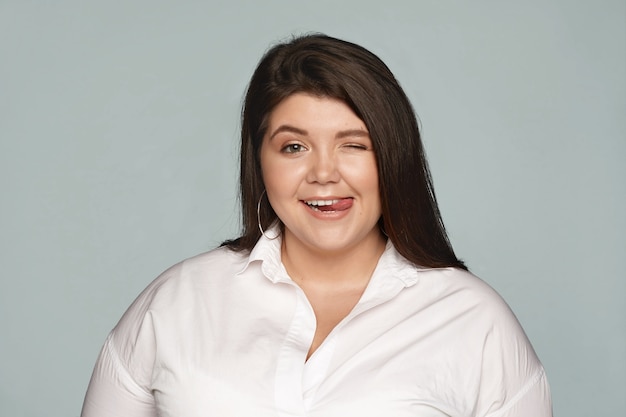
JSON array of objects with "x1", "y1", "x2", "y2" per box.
[{"x1": 81, "y1": 233, "x2": 552, "y2": 416}]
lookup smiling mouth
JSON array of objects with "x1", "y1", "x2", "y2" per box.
[{"x1": 304, "y1": 198, "x2": 353, "y2": 212}]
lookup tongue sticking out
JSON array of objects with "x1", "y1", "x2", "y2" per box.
[{"x1": 317, "y1": 198, "x2": 353, "y2": 212}]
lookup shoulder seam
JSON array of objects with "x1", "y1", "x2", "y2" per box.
[
  {"x1": 104, "y1": 333, "x2": 152, "y2": 396},
  {"x1": 484, "y1": 367, "x2": 546, "y2": 417}
]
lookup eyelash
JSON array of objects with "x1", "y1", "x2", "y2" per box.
[{"x1": 344, "y1": 143, "x2": 368, "y2": 150}]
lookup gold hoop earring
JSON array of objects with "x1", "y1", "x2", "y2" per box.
[{"x1": 257, "y1": 190, "x2": 280, "y2": 240}]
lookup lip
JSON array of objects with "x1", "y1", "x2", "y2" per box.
[
  {"x1": 301, "y1": 195, "x2": 350, "y2": 201},
  {"x1": 300, "y1": 196, "x2": 351, "y2": 205}
]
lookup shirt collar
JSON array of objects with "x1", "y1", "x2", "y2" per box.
[
  {"x1": 238, "y1": 225, "x2": 423, "y2": 288},
  {"x1": 237, "y1": 224, "x2": 287, "y2": 283}
]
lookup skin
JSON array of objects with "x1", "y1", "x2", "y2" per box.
[{"x1": 260, "y1": 93, "x2": 387, "y2": 359}]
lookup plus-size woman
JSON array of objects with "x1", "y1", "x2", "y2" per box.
[{"x1": 81, "y1": 34, "x2": 552, "y2": 417}]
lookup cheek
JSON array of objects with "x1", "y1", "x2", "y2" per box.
[
  {"x1": 342, "y1": 159, "x2": 379, "y2": 190},
  {"x1": 259, "y1": 148, "x2": 279, "y2": 192},
  {"x1": 260, "y1": 158, "x2": 303, "y2": 199},
  {"x1": 262, "y1": 173, "x2": 285, "y2": 200},
  {"x1": 346, "y1": 161, "x2": 381, "y2": 215}
]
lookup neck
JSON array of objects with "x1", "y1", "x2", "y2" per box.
[{"x1": 281, "y1": 229, "x2": 386, "y2": 289}]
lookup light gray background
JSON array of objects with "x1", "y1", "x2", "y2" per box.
[{"x1": 1, "y1": 1, "x2": 624, "y2": 416}]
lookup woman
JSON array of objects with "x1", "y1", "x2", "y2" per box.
[{"x1": 81, "y1": 34, "x2": 552, "y2": 416}]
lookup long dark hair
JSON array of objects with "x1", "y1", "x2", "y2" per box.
[{"x1": 223, "y1": 33, "x2": 466, "y2": 270}]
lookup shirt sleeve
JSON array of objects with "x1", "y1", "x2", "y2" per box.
[
  {"x1": 81, "y1": 334, "x2": 157, "y2": 417},
  {"x1": 81, "y1": 263, "x2": 182, "y2": 417},
  {"x1": 484, "y1": 367, "x2": 552, "y2": 417},
  {"x1": 470, "y1": 278, "x2": 553, "y2": 417},
  {"x1": 80, "y1": 262, "x2": 179, "y2": 417}
]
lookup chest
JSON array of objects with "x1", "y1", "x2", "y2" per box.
[
  {"x1": 304, "y1": 286, "x2": 364, "y2": 359},
  {"x1": 147, "y1": 285, "x2": 479, "y2": 417}
]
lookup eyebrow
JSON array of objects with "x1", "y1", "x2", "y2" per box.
[
  {"x1": 268, "y1": 125, "x2": 307, "y2": 140},
  {"x1": 268, "y1": 125, "x2": 370, "y2": 140},
  {"x1": 336, "y1": 129, "x2": 370, "y2": 139}
]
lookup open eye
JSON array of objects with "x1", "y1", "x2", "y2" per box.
[{"x1": 281, "y1": 143, "x2": 307, "y2": 154}]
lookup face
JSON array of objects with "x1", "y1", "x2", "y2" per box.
[{"x1": 260, "y1": 93, "x2": 383, "y2": 257}]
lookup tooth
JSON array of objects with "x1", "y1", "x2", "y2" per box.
[{"x1": 305, "y1": 199, "x2": 341, "y2": 206}]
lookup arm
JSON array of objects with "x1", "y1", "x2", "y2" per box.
[
  {"x1": 484, "y1": 367, "x2": 552, "y2": 417},
  {"x1": 81, "y1": 334, "x2": 157, "y2": 417},
  {"x1": 81, "y1": 262, "x2": 184, "y2": 416},
  {"x1": 459, "y1": 272, "x2": 553, "y2": 417}
]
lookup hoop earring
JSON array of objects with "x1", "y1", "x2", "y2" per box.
[
  {"x1": 378, "y1": 219, "x2": 388, "y2": 238},
  {"x1": 257, "y1": 190, "x2": 280, "y2": 240}
]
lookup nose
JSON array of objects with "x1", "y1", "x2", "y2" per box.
[{"x1": 306, "y1": 149, "x2": 340, "y2": 184}]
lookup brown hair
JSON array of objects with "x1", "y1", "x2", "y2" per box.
[{"x1": 223, "y1": 33, "x2": 466, "y2": 270}]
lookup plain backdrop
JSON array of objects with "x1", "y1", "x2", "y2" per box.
[{"x1": 1, "y1": 1, "x2": 624, "y2": 416}]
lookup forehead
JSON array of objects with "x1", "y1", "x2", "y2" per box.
[{"x1": 266, "y1": 93, "x2": 367, "y2": 133}]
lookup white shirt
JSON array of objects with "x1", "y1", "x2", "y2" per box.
[{"x1": 81, "y1": 234, "x2": 552, "y2": 417}]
